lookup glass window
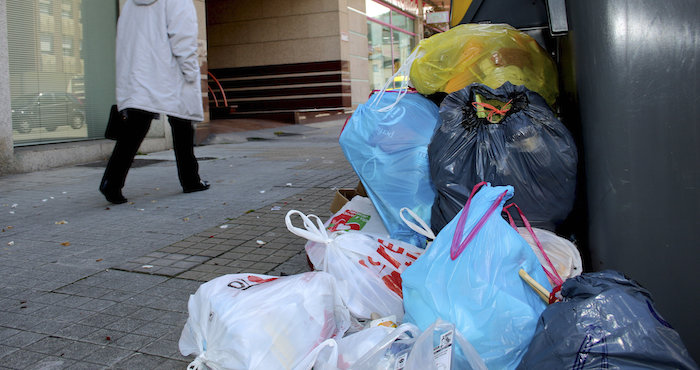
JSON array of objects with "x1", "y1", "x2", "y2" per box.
[
  {"x1": 391, "y1": 11, "x2": 414, "y2": 31},
  {"x1": 392, "y1": 30, "x2": 415, "y2": 67},
  {"x1": 62, "y1": 0, "x2": 73, "y2": 18},
  {"x1": 62, "y1": 36, "x2": 73, "y2": 56},
  {"x1": 39, "y1": 93, "x2": 55, "y2": 105},
  {"x1": 7, "y1": 0, "x2": 117, "y2": 146},
  {"x1": 368, "y1": 22, "x2": 393, "y2": 92},
  {"x1": 39, "y1": 0, "x2": 52, "y2": 15},
  {"x1": 366, "y1": 1, "x2": 390, "y2": 21},
  {"x1": 366, "y1": 0, "x2": 417, "y2": 91},
  {"x1": 40, "y1": 34, "x2": 53, "y2": 53}
]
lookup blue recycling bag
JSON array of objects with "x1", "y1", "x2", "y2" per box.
[
  {"x1": 402, "y1": 183, "x2": 550, "y2": 369},
  {"x1": 339, "y1": 91, "x2": 440, "y2": 247}
]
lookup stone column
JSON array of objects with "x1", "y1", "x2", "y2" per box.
[
  {"x1": 193, "y1": 0, "x2": 209, "y2": 143},
  {"x1": 0, "y1": 0, "x2": 15, "y2": 175}
]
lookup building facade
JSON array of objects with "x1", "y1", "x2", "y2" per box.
[{"x1": 0, "y1": 0, "x2": 439, "y2": 175}]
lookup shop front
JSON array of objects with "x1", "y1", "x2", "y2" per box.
[{"x1": 6, "y1": 0, "x2": 117, "y2": 147}]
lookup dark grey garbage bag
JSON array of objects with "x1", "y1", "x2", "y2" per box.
[
  {"x1": 428, "y1": 82, "x2": 577, "y2": 233},
  {"x1": 518, "y1": 270, "x2": 699, "y2": 370}
]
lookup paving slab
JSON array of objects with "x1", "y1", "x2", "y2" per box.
[{"x1": 0, "y1": 118, "x2": 360, "y2": 367}]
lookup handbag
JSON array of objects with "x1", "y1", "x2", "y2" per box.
[{"x1": 104, "y1": 104, "x2": 123, "y2": 140}]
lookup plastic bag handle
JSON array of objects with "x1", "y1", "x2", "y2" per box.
[
  {"x1": 285, "y1": 210, "x2": 333, "y2": 244},
  {"x1": 400, "y1": 207, "x2": 436, "y2": 241},
  {"x1": 294, "y1": 338, "x2": 338, "y2": 370},
  {"x1": 370, "y1": 47, "x2": 422, "y2": 112},
  {"x1": 471, "y1": 99, "x2": 513, "y2": 123},
  {"x1": 450, "y1": 182, "x2": 508, "y2": 260},
  {"x1": 285, "y1": 210, "x2": 390, "y2": 272},
  {"x1": 187, "y1": 354, "x2": 207, "y2": 370},
  {"x1": 503, "y1": 203, "x2": 564, "y2": 287}
]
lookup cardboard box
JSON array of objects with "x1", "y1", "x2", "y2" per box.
[{"x1": 330, "y1": 181, "x2": 367, "y2": 213}]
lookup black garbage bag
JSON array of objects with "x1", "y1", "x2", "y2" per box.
[
  {"x1": 428, "y1": 82, "x2": 577, "y2": 233},
  {"x1": 518, "y1": 270, "x2": 699, "y2": 369}
]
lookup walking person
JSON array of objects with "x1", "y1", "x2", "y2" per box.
[{"x1": 99, "y1": 0, "x2": 209, "y2": 204}]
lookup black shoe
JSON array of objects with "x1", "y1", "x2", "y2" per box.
[
  {"x1": 99, "y1": 184, "x2": 128, "y2": 204},
  {"x1": 183, "y1": 180, "x2": 210, "y2": 193}
]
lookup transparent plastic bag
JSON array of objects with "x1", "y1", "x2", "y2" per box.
[
  {"x1": 348, "y1": 319, "x2": 487, "y2": 370},
  {"x1": 310, "y1": 326, "x2": 396, "y2": 370},
  {"x1": 351, "y1": 323, "x2": 421, "y2": 369},
  {"x1": 404, "y1": 319, "x2": 487, "y2": 370},
  {"x1": 409, "y1": 23, "x2": 558, "y2": 107},
  {"x1": 178, "y1": 272, "x2": 350, "y2": 370}
]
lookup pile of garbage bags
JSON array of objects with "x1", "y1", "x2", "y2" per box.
[{"x1": 178, "y1": 24, "x2": 697, "y2": 369}]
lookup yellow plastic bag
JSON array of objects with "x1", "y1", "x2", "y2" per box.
[{"x1": 409, "y1": 24, "x2": 559, "y2": 107}]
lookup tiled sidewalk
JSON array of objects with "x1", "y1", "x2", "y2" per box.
[
  {"x1": 0, "y1": 118, "x2": 358, "y2": 369},
  {"x1": 114, "y1": 185, "x2": 348, "y2": 281}
]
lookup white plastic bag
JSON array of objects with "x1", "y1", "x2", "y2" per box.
[
  {"x1": 351, "y1": 323, "x2": 421, "y2": 370},
  {"x1": 310, "y1": 326, "x2": 397, "y2": 370},
  {"x1": 351, "y1": 320, "x2": 487, "y2": 370},
  {"x1": 306, "y1": 195, "x2": 389, "y2": 269},
  {"x1": 518, "y1": 227, "x2": 583, "y2": 281},
  {"x1": 286, "y1": 210, "x2": 422, "y2": 321},
  {"x1": 404, "y1": 320, "x2": 487, "y2": 370},
  {"x1": 179, "y1": 272, "x2": 350, "y2": 370}
]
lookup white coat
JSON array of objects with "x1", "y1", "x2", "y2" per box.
[{"x1": 116, "y1": 0, "x2": 204, "y2": 122}]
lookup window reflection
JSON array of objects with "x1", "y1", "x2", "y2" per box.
[
  {"x1": 368, "y1": 22, "x2": 393, "y2": 92},
  {"x1": 39, "y1": 0, "x2": 52, "y2": 15},
  {"x1": 366, "y1": 0, "x2": 417, "y2": 91},
  {"x1": 62, "y1": 0, "x2": 73, "y2": 18},
  {"x1": 7, "y1": 0, "x2": 116, "y2": 146}
]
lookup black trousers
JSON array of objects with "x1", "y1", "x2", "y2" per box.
[{"x1": 101, "y1": 109, "x2": 202, "y2": 191}]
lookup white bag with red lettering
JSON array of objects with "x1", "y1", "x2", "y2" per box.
[
  {"x1": 179, "y1": 272, "x2": 350, "y2": 370},
  {"x1": 306, "y1": 195, "x2": 389, "y2": 270},
  {"x1": 286, "y1": 210, "x2": 422, "y2": 321}
]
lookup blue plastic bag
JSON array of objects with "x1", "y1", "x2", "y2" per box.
[
  {"x1": 402, "y1": 183, "x2": 550, "y2": 369},
  {"x1": 339, "y1": 91, "x2": 440, "y2": 247},
  {"x1": 518, "y1": 270, "x2": 699, "y2": 370}
]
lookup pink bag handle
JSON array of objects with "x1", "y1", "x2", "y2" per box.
[
  {"x1": 503, "y1": 203, "x2": 564, "y2": 287},
  {"x1": 450, "y1": 182, "x2": 509, "y2": 260}
]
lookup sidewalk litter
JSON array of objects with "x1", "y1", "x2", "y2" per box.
[{"x1": 177, "y1": 23, "x2": 697, "y2": 370}]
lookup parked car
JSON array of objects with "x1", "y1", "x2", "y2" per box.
[{"x1": 11, "y1": 92, "x2": 85, "y2": 134}]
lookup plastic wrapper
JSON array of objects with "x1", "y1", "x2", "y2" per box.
[
  {"x1": 339, "y1": 91, "x2": 440, "y2": 247},
  {"x1": 409, "y1": 23, "x2": 559, "y2": 107},
  {"x1": 429, "y1": 82, "x2": 577, "y2": 233},
  {"x1": 402, "y1": 183, "x2": 549, "y2": 369},
  {"x1": 286, "y1": 210, "x2": 422, "y2": 321},
  {"x1": 518, "y1": 270, "x2": 699, "y2": 369},
  {"x1": 178, "y1": 272, "x2": 350, "y2": 370}
]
